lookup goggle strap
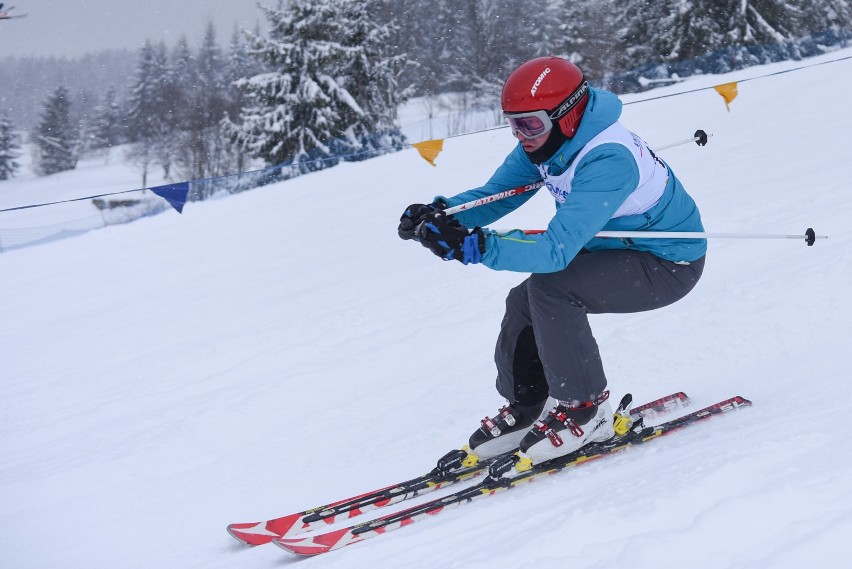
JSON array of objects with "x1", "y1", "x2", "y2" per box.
[{"x1": 549, "y1": 80, "x2": 589, "y2": 120}]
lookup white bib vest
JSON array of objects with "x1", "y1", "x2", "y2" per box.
[{"x1": 537, "y1": 122, "x2": 669, "y2": 218}]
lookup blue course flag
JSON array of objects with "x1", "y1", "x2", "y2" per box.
[{"x1": 151, "y1": 182, "x2": 190, "y2": 214}]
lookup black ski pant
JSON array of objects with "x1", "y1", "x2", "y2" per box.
[{"x1": 495, "y1": 249, "x2": 705, "y2": 405}]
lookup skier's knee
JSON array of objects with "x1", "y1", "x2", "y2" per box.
[{"x1": 528, "y1": 272, "x2": 581, "y2": 305}]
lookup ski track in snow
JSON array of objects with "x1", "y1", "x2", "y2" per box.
[{"x1": 2, "y1": 48, "x2": 852, "y2": 568}]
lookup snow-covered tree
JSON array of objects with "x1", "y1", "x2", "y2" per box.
[
  {"x1": 227, "y1": 0, "x2": 408, "y2": 170},
  {"x1": 497, "y1": 0, "x2": 556, "y2": 68},
  {"x1": 333, "y1": 0, "x2": 408, "y2": 154},
  {"x1": 386, "y1": 0, "x2": 453, "y2": 98},
  {"x1": 444, "y1": 0, "x2": 555, "y2": 96},
  {"x1": 552, "y1": 0, "x2": 622, "y2": 81},
  {"x1": 799, "y1": 0, "x2": 852, "y2": 36},
  {"x1": 196, "y1": 23, "x2": 227, "y2": 125},
  {"x1": 33, "y1": 86, "x2": 78, "y2": 176},
  {"x1": 613, "y1": 0, "x2": 852, "y2": 71},
  {"x1": 225, "y1": 25, "x2": 263, "y2": 176},
  {"x1": 126, "y1": 40, "x2": 173, "y2": 186},
  {"x1": 0, "y1": 112, "x2": 22, "y2": 180},
  {"x1": 163, "y1": 36, "x2": 195, "y2": 177},
  {"x1": 228, "y1": 24, "x2": 265, "y2": 86},
  {"x1": 89, "y1": 86, "x2": 126, "y2": 150},
  {"x1": 172, "y1": 22, "x2": 234, "y2": 181}
]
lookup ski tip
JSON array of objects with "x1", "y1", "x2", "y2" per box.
[
  {"x1": 697, "y1": 395, "x2": 753, "y2": 416},
  {"x1": 272, "y1": 528, "x2": 348, "y2": 557},
  {"x1": 629, "y1": 391, "x2": 691, "y2": 419},
  {"x1": 273, "y1": 535, "x2": 333, "y2": 556},
  {"x1": 274, "y1": 527, "x2": 356, "y2": 556},
  {"x1": 227, "y1": 512, "x2": 307, "y2": 545},
  {"x1": 226, "y1": 523, "x2": 278, "y2": 547}
]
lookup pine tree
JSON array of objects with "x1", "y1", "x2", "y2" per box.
[
  {"x1": 497, "y1": 0, "x2": 556, "y2": 68},
  {"x1": 553, "y1": 0, "x2": 622, "y2": 81},
  {"x1": 729, "y1": 0, "x2": 799, "y2": 44},
  {"x1": 227, "y1": 0, "x2": 408, "y2": 170},
  {"x1": 165, "y1": 35, "x2": 195, "y2": 178},
  {"x1": 228, "y1": 24, "x2": 265, "y2": 86},
  {"x1": 196, "y1": 23, "x2": 228, "y2": 127},
  {"x1": 34, "y1": 86, "x2": 78, "y2": 176},
  {"x1": 390, "y1": 0, "x2": 455, "y2": 97},
  {"x1": 171, "y1": 36, "x2": 195, "y2": 85},
  {"x1": 226, "y1": 25, "x2": 261, "y2": 176},
  {"x1": 612, "y1": 0, "x2": 852, "y2": 73},
  {"x1": 0, "y1": 112, "x2": 22, "y2": 180},
  {"x1": 792, "y1": 0, "x2": 852, "y2": 41},
  {"x1": 333, "y1": 0, "x2": 408, "y2": 156},
  {"x1": 172, "y1": 22, "x2": 233, "y2": 182},
  {"x1": 126, "y1": 40, "x2": 173, "y2": 186},
  {"x1": 446, "y1": 0, "x2": 556, "y2": 95},
  {"x1": 90, "y1": 86, "x2": 126, "y2": 150},
  {"x1": 152, "y1": 41, "x2": 179, "y2": 180},
  {"x1": 198, "y1": 22, "x2": 232, "y2": 176}
]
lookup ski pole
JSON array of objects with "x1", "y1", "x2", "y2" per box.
[
  {"x1": 444, "y1": 180, "x2": 545, "y2": 215},
  {"x1": 509, "y1": 227, "x2": 826, "y2": 247},
  {"x1": 654, "y1": 129, "x2": 710, "y2": 151},
  {"x1": 444, "y1": 130, "x2": 710, "y2": 217}
]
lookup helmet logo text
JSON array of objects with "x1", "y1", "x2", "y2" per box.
[
  {"x1": 531, "y1": 68, "x2": 551, "y2": 97},
  {"x1": 551, "y1": 81, "x2": 589, "y2": 119}
]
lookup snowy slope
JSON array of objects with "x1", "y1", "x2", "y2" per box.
[{"x1": 2, "y1": 49, "x2": 852, "y2": 569}]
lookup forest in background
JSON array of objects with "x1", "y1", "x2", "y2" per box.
[{"x1": 1, "y1": 0, "x2": 850, "y2": 187}]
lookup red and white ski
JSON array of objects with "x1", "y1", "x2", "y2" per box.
[
  {"x1": 273, "y1": 395, "x2": 750, "y2": 556},
  {"x1": 227, "y1": 392, "x2": 691, "y2": 545}
]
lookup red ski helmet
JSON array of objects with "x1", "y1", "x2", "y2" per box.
[{"x1": 501, "y1": 57, "x2": 589, "y2": 138}]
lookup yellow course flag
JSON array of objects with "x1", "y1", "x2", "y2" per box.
[
  {"x1": 714, "y1": 82, "x2": 739, "y2": 111},
  {"x1": 412, "y1": 139, "x2": 444, "y2": 167}
]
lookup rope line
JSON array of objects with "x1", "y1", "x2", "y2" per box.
[{"x1": 3, "y1": 53, "x2": 850, "y2": 215}]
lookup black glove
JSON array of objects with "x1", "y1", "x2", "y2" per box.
[
  {"x1": 415, "y1": 211, "x2": 486, "y2": 265},
  {"x1": 398, "y1": 201, "x2": 445, "y2": 241}
]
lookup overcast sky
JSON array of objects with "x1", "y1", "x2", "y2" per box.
[{"x1": 0, "y1": 0, "x2": 266, "y2": 58}]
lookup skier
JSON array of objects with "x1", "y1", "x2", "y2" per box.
[{"x1": 398, "y1": 56, "x2": 707, "y2": 469}]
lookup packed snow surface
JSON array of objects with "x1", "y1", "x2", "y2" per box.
[{"x1": 2, "y1": 49, "x2": 852, "y2": 568}]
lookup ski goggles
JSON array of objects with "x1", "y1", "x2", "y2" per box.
[
  {"x1": 505, "y1": 81, "x2": 590, "y2": 140},
  {"x1": 504, "y1": 110, "x2": 554, "y2": 140}
]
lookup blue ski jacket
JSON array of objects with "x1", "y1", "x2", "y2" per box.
[{"x1": 438, "y1": 88, "x2": 706, "y2": 273}]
